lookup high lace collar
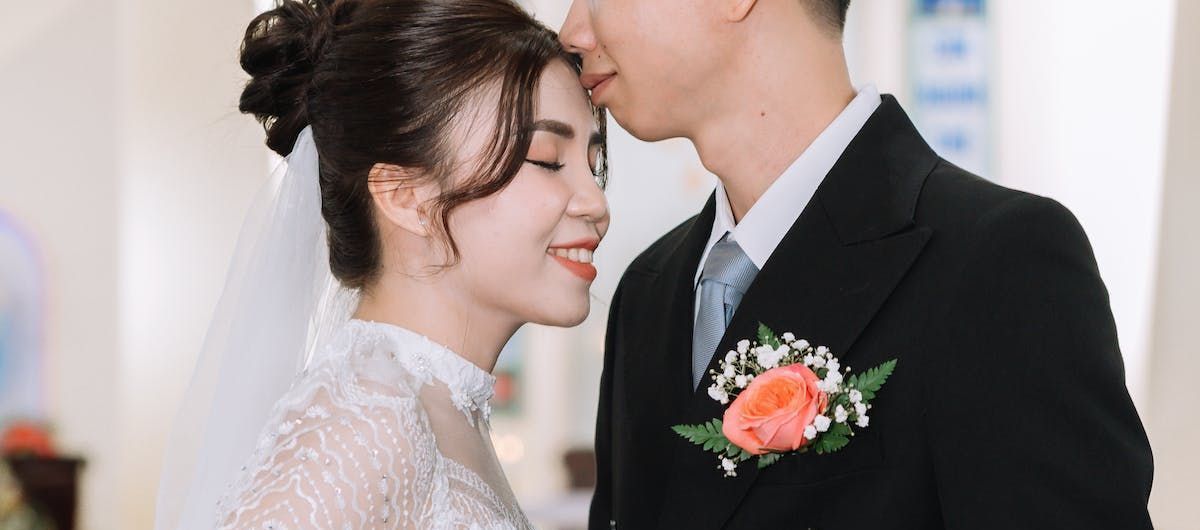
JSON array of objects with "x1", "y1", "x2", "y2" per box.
[{"x1": 322, "y1": 319, "x2": 496, "y2": 423}]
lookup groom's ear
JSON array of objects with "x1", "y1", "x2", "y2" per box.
[
  {"x1": 725, "y1": 0, "x2": 759, "y2": 22},
  {"x1": 366, "y1": 163, "x2": 436, "y2": 238}
]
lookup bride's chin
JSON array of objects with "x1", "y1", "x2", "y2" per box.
[{"x1": 531, "y1": 298, "x2": 590, "y2": 328}]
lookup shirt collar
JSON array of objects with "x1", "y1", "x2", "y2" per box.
[{"x1": 695, "y1": 84, "x2": 883, "y2": 287}]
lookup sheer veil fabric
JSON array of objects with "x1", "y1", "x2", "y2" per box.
[{"x1": 154, "y1": 128, "x2": 530, "y2": 529}]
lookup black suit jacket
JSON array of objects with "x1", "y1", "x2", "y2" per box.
[{"x1": 589, "y1": 96, "x2": 1153, "y2": 530}]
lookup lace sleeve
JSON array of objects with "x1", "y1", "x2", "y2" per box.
[{"x1": 217, "y1": 362, "x2": 439, "y2": 530}]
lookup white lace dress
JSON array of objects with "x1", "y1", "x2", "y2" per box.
[{"x1": 216, "y1": 319, "x2": 532, "y2": 530}]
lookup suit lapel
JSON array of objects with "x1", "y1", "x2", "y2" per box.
[{"x1": 653, "y1": 96, "x2": 939, "y2": 529}]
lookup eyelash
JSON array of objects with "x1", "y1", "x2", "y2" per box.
[
  {"x1": 526, "y1": 159, "x2": 565, "y2": 172},
  {"x1": 526, "y1": 156, "x2": 604, "y2": 182}
]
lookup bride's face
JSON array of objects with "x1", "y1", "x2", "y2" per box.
[{"x1": 443, "y1": 60, "x2": 609, "y2": 328}]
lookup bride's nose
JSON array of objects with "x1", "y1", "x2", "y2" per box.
[{"x1": 566, "y1": 178, "x2": 609, "y2": 225}]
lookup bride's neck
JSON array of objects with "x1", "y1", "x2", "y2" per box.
[{"x1": 352, "y1": 271, "x2": 518, "y2": 373}]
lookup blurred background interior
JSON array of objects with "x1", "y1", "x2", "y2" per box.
[{"x1": 0, "y1": 0, "x2": 1197, "y2": 528}]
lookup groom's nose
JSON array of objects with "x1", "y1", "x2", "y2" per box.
[{"x1": 559, "y1": 0, "x2": 597, "y2": 55}]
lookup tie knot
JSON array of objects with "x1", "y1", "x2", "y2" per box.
[{"x1": 701, "y1": 234, "x2": 758, "y2": 294}]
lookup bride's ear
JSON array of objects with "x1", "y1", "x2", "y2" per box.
[
  {"x1": 725, "y1": 0, "x2": 758, "y2": 22},
  {"x1": 367, "y1": 163, "x2": 437, "y2": 237}
]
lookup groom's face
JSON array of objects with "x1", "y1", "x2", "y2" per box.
[{"x1": 560, "y1": 0, "x2": 729, "y2": 141}]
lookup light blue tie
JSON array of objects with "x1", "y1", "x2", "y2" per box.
[{"x1": 692, "y1": 233, "x2": 759, "y2": 389}]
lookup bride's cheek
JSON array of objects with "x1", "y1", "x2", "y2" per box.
[{"x1": 505, "y1": 172, "x2": 559, "y2": 241}]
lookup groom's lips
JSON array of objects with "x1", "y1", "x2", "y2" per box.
[{"x1": 580, "y1": 73, "x2": 616, "y2": 103}]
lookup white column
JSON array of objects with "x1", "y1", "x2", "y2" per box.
[{"x1": 1146, "y1": 0, "x2": 1200, "y2": 525}]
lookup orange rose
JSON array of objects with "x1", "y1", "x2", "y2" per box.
[{"x1": 722, "y1": 363, "x2": 828, "y2": 455}]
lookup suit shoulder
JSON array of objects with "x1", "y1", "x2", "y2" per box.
[
  {"x1": 918, "y1": 159, "x2": 1094, "y2": 268},
  {"x1": 917, "y1": 159, "x2": 1083, "y2": 239}
]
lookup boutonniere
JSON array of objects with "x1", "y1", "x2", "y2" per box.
[{"x1": 672, "y1": 324, "x2": 896, "y2": 477}]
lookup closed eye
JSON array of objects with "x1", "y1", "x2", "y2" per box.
[{"x1": 526, "y1": 159, "x2": 565, "y2": 172}]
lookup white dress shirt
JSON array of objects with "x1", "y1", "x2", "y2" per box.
[{"x1": 694, "y1": 85, "x2": 883, "y2": 321}]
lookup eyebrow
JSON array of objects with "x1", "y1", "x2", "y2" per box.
[
  {"x1": 531, "y1": 119, "x2": 575, "y2": 139},
  {"x1": 531, "y1": 119, "x2": 604, "y2": 146}
]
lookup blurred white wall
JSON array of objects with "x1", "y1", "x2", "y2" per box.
[
  {"x1": 3, "y1": 1, "x2": 263, "y2": 529},
  {"x1": 114, "y1": 0, "x2": 264, "y2": 527},
  {"x1": 1146, "y1": 0, "x2": 1200, "y2": 527},
  {"x1": 0, "y1": 2, "x2": 121, "y2": 529}
]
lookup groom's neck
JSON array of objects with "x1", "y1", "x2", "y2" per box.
[{"x1": 689, "y1": 24, "x2": 854, "y2": 222}]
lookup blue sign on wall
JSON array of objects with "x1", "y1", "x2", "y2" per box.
[
  {"x1": 0, "y1": 210, "x2": 44, "y2": 423},
  {"x1": 909, "y1": 0, "x2": 990, "y2": 176}
]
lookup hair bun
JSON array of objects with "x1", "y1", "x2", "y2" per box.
[{"x1": 238, "y1": 0, "x2": 339, "y2": 156}]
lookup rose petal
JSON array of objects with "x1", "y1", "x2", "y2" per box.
[{"x1": 722, "y1": 393, "x2": 768, "y2": 455}]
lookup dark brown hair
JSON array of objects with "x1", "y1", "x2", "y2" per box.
[{"x1": 238, "y1": 0, "x2": 608, "y2": 290}]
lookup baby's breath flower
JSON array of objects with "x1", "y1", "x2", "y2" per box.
[
  {"x1": 725, "y1": 351, "x2": 738, "y2": 364},
  {"x1": 856, "y1": 415, "x2": 870, "y2": 428},
  {"x1": 813, "y1": 415, "x2": 832, "y2": 433},
  {"x1": 735, "y1": 374, "x2": 748, "y2": 388},
  {"x1": 849, "y1": 389, "x2": 863, "y2": 403},
  {"x1": 834, "y1": 404, "x2": 849, "y2": 423},
  {"x1": 854, "y1": 402, "x2": 868, "y2": 417},
  {"x1": 736, "y1": 339, "x2": 750, "y2": 354},
  {"x1": 804, "y1": 424, "x2": 818, "y2": 440},
  {"x1": 781, "y1": 332, "x2": 796, "y2": 342},
  {"x1": 817, "y1": 370, "x2": 843, "y2": 393},
  {"x1": 756, "y1": 344, "x2": 786, "y2": 370},
  {"x1": 708, "y1": 385, "x2": 729, "y2": 404},
  {"x1": 794, "y1": 339, "x2": 811, "y2": 351},
  {"x1": 720, "y1": 457, "x2": 738, "y2": 477}
]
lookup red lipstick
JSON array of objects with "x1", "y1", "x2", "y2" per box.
[
  {"x1": 548, "y1": 238, "x2": 600, "y2": 282},
  {"x1": 552, "y1": 255, "x2": 597, "y2": 282}
]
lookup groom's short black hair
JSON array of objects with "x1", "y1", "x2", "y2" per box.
[{"x1": 803, "y1": 0, "x2": 851, "y2": 36}]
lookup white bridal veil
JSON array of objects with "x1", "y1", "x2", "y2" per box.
[{"x1": 153, "y1": 127, "x2": 359, "y2": 530}]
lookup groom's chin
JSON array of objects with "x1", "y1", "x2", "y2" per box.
[{"x1": 608, "y1": 109, "x2": 682, "y2": 144}]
